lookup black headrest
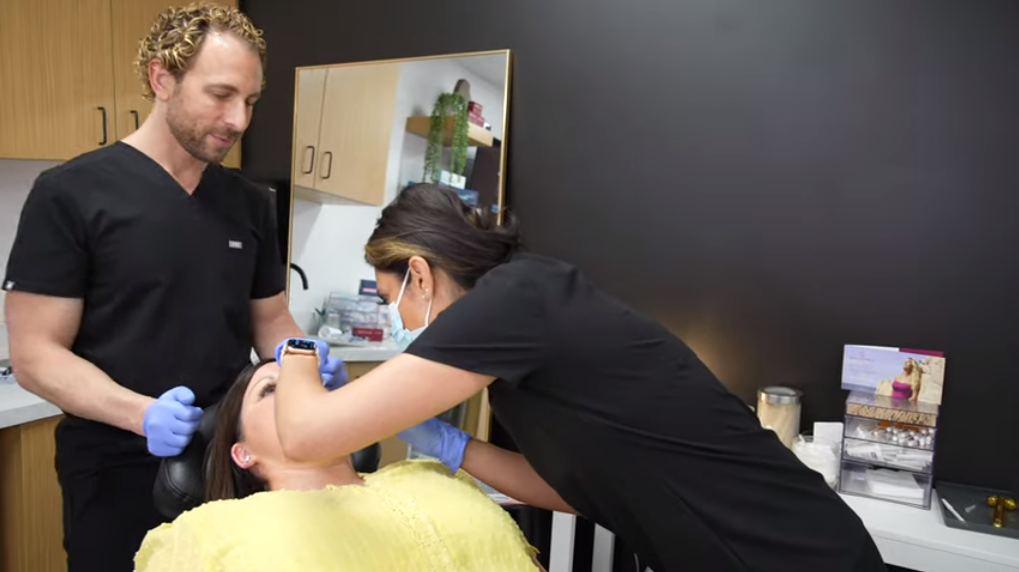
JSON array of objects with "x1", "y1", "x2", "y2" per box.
[{"x1": 153, "y1": 401, "x2": 382, "y2": 520}]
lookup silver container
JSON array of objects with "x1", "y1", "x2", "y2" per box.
[{"x1": 757, "y1": 386, "x2": 803, "y2": 449}]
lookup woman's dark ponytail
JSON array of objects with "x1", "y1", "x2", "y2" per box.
[
  {"x1": 461, "y1": 201, "x2": 522, "y2": 266},
  {"x1": 365, "y1": 184, "x2": 524, "y2": 289}
]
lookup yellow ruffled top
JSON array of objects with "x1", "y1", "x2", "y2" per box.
[{"x1": 134, "y1": 459, "x2": 539, "y2": 571}]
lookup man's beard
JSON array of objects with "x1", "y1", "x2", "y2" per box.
[{"x1": 166, "y1": 99, "x2": 238, "y2": 164}]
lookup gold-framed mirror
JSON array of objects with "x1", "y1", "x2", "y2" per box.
[
  {"x1": 283, "y1": 50, "x2": 512, "y2": 462},
  {"x1": 288, "y1": 49, "x2": 511, "y2": 207}
]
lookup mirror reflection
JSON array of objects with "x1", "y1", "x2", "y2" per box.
[
  {"x1": 290, "y1": 50, "x2": 509, "y2": 211},
  {"x1": 284, "y1": 51, "x2": 510, "y2": 444}
]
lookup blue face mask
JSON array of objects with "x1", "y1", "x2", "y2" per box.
[{"x1": 389, "y1": 269, "x2": 431, "y2": 351}]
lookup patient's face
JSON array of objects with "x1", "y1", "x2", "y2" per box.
[{"x1": 231, "y1": 361, "x2": 285, "y2": 470}]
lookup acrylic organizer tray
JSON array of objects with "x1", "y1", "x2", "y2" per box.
[
  {"x1": 842, "y1": 438, "x2": 934, "y2": 474},
  {"x1": 937, "y1": 481, "x2": 1019, "y2": 540},
  {"x1": 839, "y1": 391, "x2": 940, "y2": 509},
  {"x1": 844, "y1": 416, "x2": 936, "y2": 450},
  {"x1": 839, "y1": 461, "x2": 934, "y2": 509}
]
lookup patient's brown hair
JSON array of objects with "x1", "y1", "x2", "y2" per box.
[{"x1": 204, "y1": 357, "x2": 274, "y2": 502}]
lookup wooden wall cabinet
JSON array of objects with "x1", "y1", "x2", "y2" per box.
[
  {"x1": 293, "y1": 68, "x2": 329, "y2": 192},
  {"x1": 292, "y1": 63, "x2": 400, "y2": 205},
  {"x1": 0, "y1": 0, "x2": 239, "y2": 168}
]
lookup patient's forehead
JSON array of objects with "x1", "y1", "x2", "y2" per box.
[
  {"x1": 254, "y1": 361, "x2": 280, "y2": 379},
  {"x1": 244, "y1": 362, "x2": 280, "y2": 398}
]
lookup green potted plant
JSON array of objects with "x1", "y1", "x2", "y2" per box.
[{"x1": 422, "y1": 91, "x2": 469, "y2": 187}]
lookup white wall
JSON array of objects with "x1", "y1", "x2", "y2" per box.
[
  {"x1": 391, "y1": 55, "x2": 506, "y2": 195},
  {"x1": 287, "y1": 55, "x2": 507, "y2": 331},
  {"x1": 0, "y1": 160, "x2": 60, "y2": 359}
]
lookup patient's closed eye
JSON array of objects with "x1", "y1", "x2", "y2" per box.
[{"x1": 259, "y1": 381, "x2": 277, "y2": 399}]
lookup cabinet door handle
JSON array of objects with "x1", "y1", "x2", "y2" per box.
[
  {"x1": 320, "y1": 151, "x2": 333, "y2": 179},
  {"x1": 302, "y1": 145, "x2": 315, "y2": 174},
  {"x1": 97, "y1": 106, "x2": 108, "y2": 145},
  {"x1": 130, "y1": 110, "x2": 140, "y2": 130}
]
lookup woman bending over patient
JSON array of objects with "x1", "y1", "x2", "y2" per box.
[{"x1": 134, "y1": 358, "x2": 543, "y2": 572}]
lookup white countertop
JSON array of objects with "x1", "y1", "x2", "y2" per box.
[
  {"x1": 326, "y1": 342, "x2": 400, "y2": 363},
  {"x1": 0, "y1": 381, "x2": 62, "y2": 430},
  {"x1": 840, "y1": 491, "x2": 1019, "y2": 571}
]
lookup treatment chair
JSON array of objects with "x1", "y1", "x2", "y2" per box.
[{"x1": 153, "y1": 401, "x2": 382, "y2": 520}]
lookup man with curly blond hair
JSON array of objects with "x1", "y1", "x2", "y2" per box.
[
  {"x1": 130, "y1": 1, "x2": 266, "y2": 165},
  {"x1": 3, "y1": 4, "x2": 343, "y2": 570}
]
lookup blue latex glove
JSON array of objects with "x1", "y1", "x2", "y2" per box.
[
  {"x1": 275, "y1": 337, "x2": 348, "y2": 391},
  {"x1": 143, "y1": 386, "x2": 203, "y2": 457},
  {"x1": 398, "y1": 417, "x2": 471, "y2": 473}
]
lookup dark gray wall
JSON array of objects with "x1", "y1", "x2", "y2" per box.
[{"x1": 240, "y1": 0, "x2": 1019, "y2": 491}]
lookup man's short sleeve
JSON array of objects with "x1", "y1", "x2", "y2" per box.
[
  {"x1": 250, "y1": 193, "x2": 286, "y2": 300},
  {"x1": 2, "y1": 172, "x2": 89, "y2": 298},
  {"x1": 403, "y1": 263, "x2": 548, "y2": 385}
]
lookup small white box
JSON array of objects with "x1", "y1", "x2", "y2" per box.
[{"x1": 439, "y1": 170, "x2": 466, "y2": 189}]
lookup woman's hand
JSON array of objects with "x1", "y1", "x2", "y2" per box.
[
  {"x1": 397, "y1": 418, "x2": 577, "y2": 515},
  {"x1": 397, "y1": 417, "x2": 470, "y2": 472},
  {"x1": 460, "y1": 440, "x2": 577, "y2": 515}
]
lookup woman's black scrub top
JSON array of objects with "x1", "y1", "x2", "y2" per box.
[{"x1": 404, "y1": 253, "x2": 881, "y2": 572}]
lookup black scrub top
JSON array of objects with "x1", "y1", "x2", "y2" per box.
[
  {"x1": 405, "y1": 253, "x2": 881, "y2": 572},
  {"x1": 3, "y1": 142, "x2": 285, "y2": 468}
]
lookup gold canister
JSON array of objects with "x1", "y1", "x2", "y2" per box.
[{"x1": 757, "y1": 386, "x2": 803, "y2": 449}]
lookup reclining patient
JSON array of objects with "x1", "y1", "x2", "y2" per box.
[{"x1": 134, "y1": 358, "x2": 543, "y2": 571}]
